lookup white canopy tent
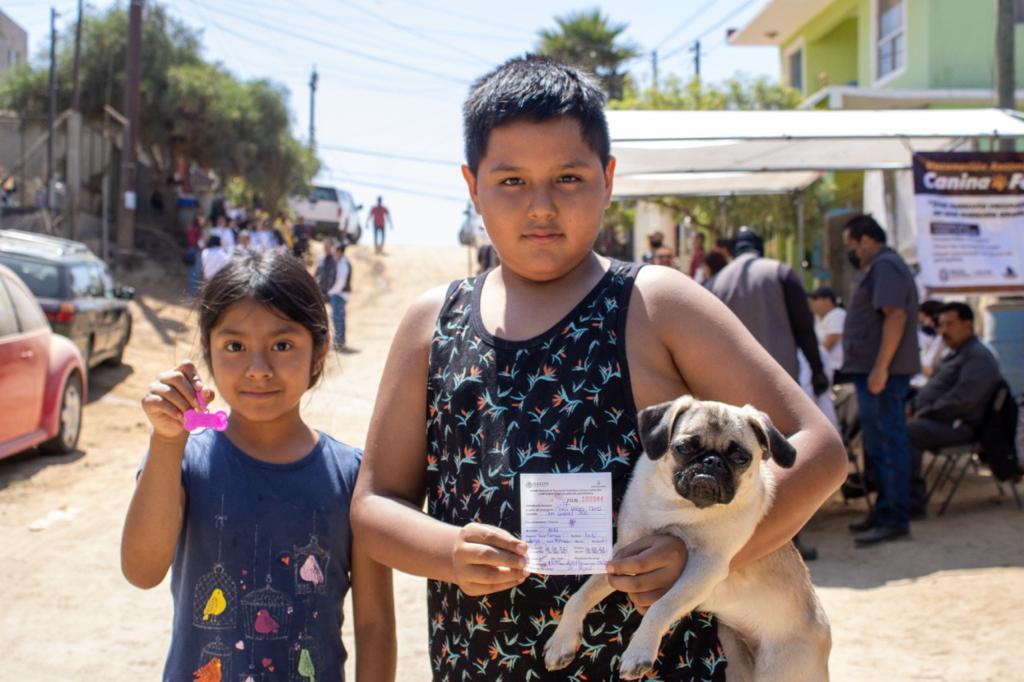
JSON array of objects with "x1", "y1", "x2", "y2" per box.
[
  {"x1": 612, "y1": 170, "x2": 821, "y2": 199},
  {"x1": 608, "y1": 109, "x2": 1024, "y2": 175},
  {"x1": 606, "y1": 108, "x2": 1024, "y2": 264}
]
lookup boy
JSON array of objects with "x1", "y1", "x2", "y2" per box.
[{"x1": 352, "y1": 56, "x2": 846, "y2": 680}]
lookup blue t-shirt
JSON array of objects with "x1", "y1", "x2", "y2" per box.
[{"x1": 161, "y1": 429, "x2": 360, "y2": 682}]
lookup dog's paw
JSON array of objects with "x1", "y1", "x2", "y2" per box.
[
  {"x1": 618, "y1": 648, "x2": 656, "y2": 680},
  {"x1": 543, "y1": 625, "x2": 581, "y2": 671}
]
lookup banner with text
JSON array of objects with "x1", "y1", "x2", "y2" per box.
[{"x1": 913, "y1": 152, "x2": 1024, "y2": 294}]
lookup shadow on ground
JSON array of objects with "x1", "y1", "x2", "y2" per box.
[
  {"x1": 0, "y1": 448, "x2": 85, "y2": 493},
  {"x1": 804, "y1": 475, "x2": 1024, "y2": 590},
  {"x1": 87, "y1": 363, "x2": 135, "y2": 404}
]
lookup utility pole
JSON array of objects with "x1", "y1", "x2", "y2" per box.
[
  {"x1": 651, "y1": 50, "x2": 659, "y2": 91},
  {"x1": 117, "y1": 0, "x2": 143, "y2": 264},
  {"x1": 996, "y1": 0, "x2": 1016, "y2": 151},
  {"x1": 309, "y1": 65, "x2": 318, "y2": 150},
  {"x1": 46, "y1": 7, "x2": 57, "y2": 213},
  {"x1": 68, "y1": 0, "x2": 84, "y2": 238},
  {"x1": 690, "y1": 39, "x2": 701, "y2": 83},
  {"x1": 71, "y1": 0, "x2": 83, "y2": 110}
]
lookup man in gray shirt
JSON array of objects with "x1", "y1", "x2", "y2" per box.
[
  {"x1": 841, "y1": 215, "x2": 920, "y2": 546},
  {"x1": 907, "y1": 302, "x2": 1002, "y2": 508},
  {"x1": 710, "y1": 226, "x2": 829, "y2": 393}
]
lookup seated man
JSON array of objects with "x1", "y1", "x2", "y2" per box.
[{"x1": 906, "y1": 302, "x2": 1002, "y2": 513}]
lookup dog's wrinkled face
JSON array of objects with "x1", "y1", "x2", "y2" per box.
[{"x1": 638, "y1": 396, "x2": 796, "y2": 508}]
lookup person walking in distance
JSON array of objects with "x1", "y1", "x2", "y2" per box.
[
  {"x1": 327, "y1": 242, "x2": 353, "y2": 352},
  {"x1": 841, "y1": 214, "x2": 920, "y2": 546},
  {"x1": 369, "y1": 196, "x2": 392, "y2": 254}
]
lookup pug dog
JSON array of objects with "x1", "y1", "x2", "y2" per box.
[{"x1": 543, "y1": 395, "x2": 831, "y2": 681}]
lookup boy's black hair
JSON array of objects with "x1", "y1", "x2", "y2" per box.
[
  {"x1": 463, "y1": 54, "x2": 610, "y2": 175},
  {"x1": 714, "y1": 237, "x2": 734, "y2": 257},
  {"x1": 844, "y1": 214, "x2": 887, "y2": 244},
  {"x1": 939, "y1": 301, "x2": 974, "y2": 323},
  {"x1": 198, "y1": 251, "x2": 330, "y2": 387}
]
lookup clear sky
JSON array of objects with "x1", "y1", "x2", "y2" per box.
[{"x1": 3, "y1": 0, "x2": 781, "y2": 245}]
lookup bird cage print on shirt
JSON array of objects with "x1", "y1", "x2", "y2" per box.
[
  {"x1": 242, "y1": 573, "x2": 294, "y2": 641},
  {"x1": 193, "y1": 563, "x2": 238, "y2": 629},
  {"x1": 294, "y1": 534, "x2": 330, "y2": 595}
]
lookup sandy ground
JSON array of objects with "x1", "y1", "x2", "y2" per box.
[{"x1": 1, "y1": 243, "x2": 1022, "y2": 681}]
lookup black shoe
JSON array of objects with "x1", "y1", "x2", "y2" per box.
[
  {"x1": 841, "y1": 472, "x2": 876, "y2": 500},
  {"x1": 854, "y1": 525, "x2": 910, "y2": 546},
  {"x1": 847, "y1": 514, "x2": 878, "y2": 533},
  {"x1": 909, "y1": 506, "x2": 927, "y2": 521}
]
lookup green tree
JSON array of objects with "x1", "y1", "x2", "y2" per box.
[
  {"x1": 0, "y1": 2, "x2": 315, "y2": 222},
  {"x1": 536, "y1": 9, "x2": 640, "y2": 100}
]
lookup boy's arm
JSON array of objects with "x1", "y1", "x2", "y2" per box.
[
  {"x1": 350, "y1": 541, "x2": 396, "y2": 682},
  {"x1": 350, "y1": 287, "x2": 528, "y2": 593},
  {"x1": 121, "y1": 433, "x2": 187, "y2": 588},
  {"x1": 631, "y1": 267, "x2": 847, "y2": 570}
]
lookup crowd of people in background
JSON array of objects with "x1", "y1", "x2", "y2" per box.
[
  {"x1": 182, "y1": 204, "x2": 359, "y2": 355},
  {"x1": 642, "y1": 213, "x2": 1021, "y2": 551}
]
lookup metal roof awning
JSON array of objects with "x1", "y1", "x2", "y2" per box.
[
  {"x1": 612, "y1": 170, "x2": 821, "y2": 199},
  {"x1": 608, "y1": 108, "x2": 1024, "y2": 179}
]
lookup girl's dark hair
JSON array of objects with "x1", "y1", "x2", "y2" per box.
[
  {"x1": 463, "y1": 54, "x2": 610, "y2": 175},
  {"x1": 198, "y1": 251, "x2": 330, "y2": 387}
]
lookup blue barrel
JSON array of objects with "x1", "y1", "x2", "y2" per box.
[{"x1": 984, "y1": 300, "x2": 1024, "y2": 398}]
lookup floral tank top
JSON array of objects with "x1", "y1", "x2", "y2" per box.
[{"x1": 424, "y1": 260, "x2": 725, "y2": 681}]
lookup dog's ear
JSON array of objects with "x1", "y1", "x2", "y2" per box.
[
  {"x1": 745, "y1": 409, "x2": 797, "y2": 468},
  {"x1": 638, "y1": 396, "x2": 692, "y2": 459}
]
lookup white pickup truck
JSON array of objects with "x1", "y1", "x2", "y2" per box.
[{"x1": 288, "y1": 185, "x2": 363, "y2": 245}]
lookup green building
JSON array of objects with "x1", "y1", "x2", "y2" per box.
[{"x1": 730, "y1": 0, "x2": 1024, "y2": 109}]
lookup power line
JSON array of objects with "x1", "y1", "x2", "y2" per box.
[
  {"x1": 662, "y1": 0, "x2": 759, "y2": 60},
  {"x1": 318, "y1": 143, "x2": 459, "y2": 167},
  {"x1": 180, "y1": 0, "x2": 471, "y2": 85},
  {"x1": 338, "y1": 0, "x2": 492, "y2": 67},
  {"x1": 655, "y1": 0, "x2": 718, "y2": 51},
  {"x1": 391, "y1": 0, "x2": 535, "y2": 39},
  {"x1": 177, "y1": 6, "x2": 456, "y2": 100},
  {"x1": 215, "y1": 0, "x2": 487, "y2": 70},
  {"x1": 319, "y1": 171, "x2": 466, "y2": 203}
]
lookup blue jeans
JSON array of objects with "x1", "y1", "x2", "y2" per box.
[
  {"x1": 853, "y1": 374, "x2": 912, "y2": 529},
  {"x1": 329, "y1": 294, "x2": 347, "y2": 347},
  {"x1": 187, "y1": 250, "x2": 202, "y2": 296}
]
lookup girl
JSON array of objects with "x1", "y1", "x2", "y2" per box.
[
  {"x1": 122, "y1": 251, "x2": 394, "y2": 682},
  {"x1": 352, "y1": 56, "x2": 845, "y2": 680}
]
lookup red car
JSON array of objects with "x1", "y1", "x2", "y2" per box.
[{"x1": 0, "y1": 263, "x2": 86, "y2": 458}]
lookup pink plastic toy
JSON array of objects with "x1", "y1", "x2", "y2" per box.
[{"x1": 183, "y1": 384, "x2": 228, "y2": 432}]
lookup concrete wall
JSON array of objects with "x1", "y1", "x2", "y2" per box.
[{"x1": 0, "y1": 9, "x2": 28, "y2": 78}]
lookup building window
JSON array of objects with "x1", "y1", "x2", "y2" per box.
[
  {"x1": 1017, "y1": 0, "x2": 1024, "y2": 22},
  {"x1": 788, "y1": 48, "x2": 803, "y2": 92},
  {"x1": 877, "y1": 0, "x2": 905, "y2": 80}
]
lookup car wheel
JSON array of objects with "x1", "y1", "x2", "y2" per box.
[{"x1": 39, "y1": 372, "x2": 83, "y2": 455}]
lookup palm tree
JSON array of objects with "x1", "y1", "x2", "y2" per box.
[{"x1": 536, "y1": 9, "x2": 640, "y2": 100}]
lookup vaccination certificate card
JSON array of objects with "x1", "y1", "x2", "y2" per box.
[{"x1": 519, "y1": 472, "x2": 613, "y2": 575}]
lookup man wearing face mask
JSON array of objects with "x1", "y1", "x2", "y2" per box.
[{"x1": 841, "y1": 214, "x2": 920, "y2": 545}]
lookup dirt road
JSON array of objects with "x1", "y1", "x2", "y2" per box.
[{"x1": 1, "y1": 244, "x2": 1021, "y2": 681}]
